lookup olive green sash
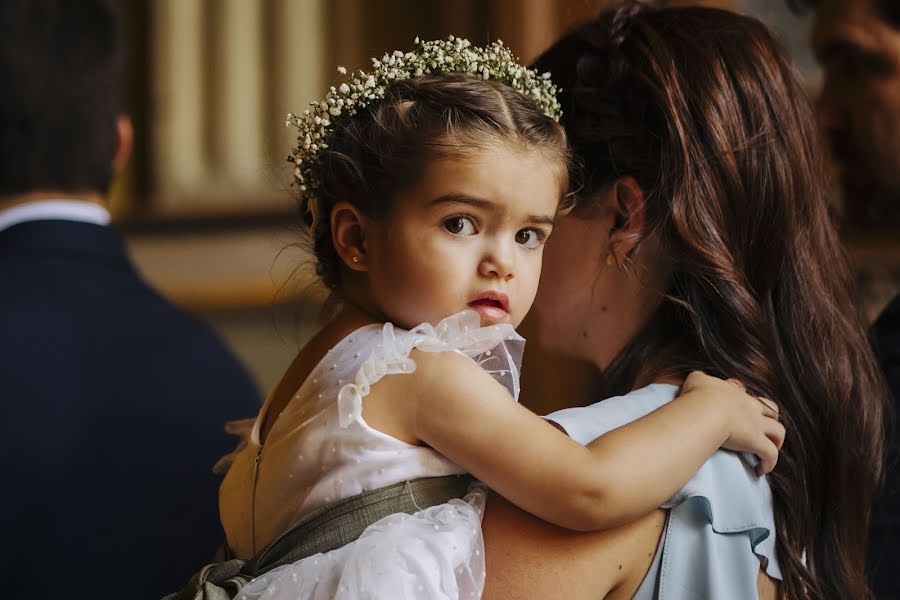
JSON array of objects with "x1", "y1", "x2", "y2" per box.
[{"x1": 163, "y1": 475, "x2": 472, "y2": 600}]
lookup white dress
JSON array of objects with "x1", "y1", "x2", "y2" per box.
[{"x1": 218, "y1": 311, "x2": 524, "y2": 600}]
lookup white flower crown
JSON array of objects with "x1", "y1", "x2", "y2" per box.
[{"x1": 285, "y1": 36, "x2": 562, "y2": 230}]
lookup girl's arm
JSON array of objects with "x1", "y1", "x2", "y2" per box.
[{"x1": 386, "y1": 350, "x2": 782, "y2": 532}]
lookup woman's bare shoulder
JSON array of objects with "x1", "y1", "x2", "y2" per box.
[{"x1": 481, "y1": 493, "x2": 666, "y2": 600}]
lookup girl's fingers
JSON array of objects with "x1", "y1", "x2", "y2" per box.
[
  {"x1": 766, "y1": 419, "x2": 786, "y2": 451},
  {"x1": 726, "y1": 377, "x2": 747, "y2": 392},
  {"x1": 758, "y1": 396, "x2": 779, "y2": 420},
  {"x1": 755, "y1": 439, "x2": 779, "y2": 476}
]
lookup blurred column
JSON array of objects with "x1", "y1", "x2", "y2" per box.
[
  {"x1": 270, "y1": 0, "x2": 327, "y2": 174},
  {"x1": 151, "y1": 0, "x2": 210, "y2": 207},
  {"x1": 493, "y1": 0, "x2": 559, "y2": 64},
  {"x1": 438, "y1": 1, "x2": 479, "y2": 42},
  {"x1": 210, "y1": 0, "x2": 266, "y2": 192},
  {"x1": 330, "y1": 0, "x2": 366, "y2": 72}
]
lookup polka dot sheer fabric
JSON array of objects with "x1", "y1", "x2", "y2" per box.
[{"x1": 219, "y1": 311, "x2": 524, "y2": 598}]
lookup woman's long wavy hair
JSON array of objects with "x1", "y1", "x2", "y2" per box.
[{"x1": 534, "y1": 4, "x2": 889, "y2": 599}]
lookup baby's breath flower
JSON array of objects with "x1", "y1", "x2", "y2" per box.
[{"x1": 286, "y1": 36, "x2": 562, "y2": 233}]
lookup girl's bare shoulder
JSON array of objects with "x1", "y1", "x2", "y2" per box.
[{"x1": 364, "y1": 347, "x2": 502, "y2": 408}]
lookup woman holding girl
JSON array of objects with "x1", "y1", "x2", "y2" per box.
[{"x1": 211, "y1": 27, "x2": 784, "y2": 600}]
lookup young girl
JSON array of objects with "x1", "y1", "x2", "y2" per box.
[{"x1": 218, "y1": 38, "x2": 783, "y2": 600}]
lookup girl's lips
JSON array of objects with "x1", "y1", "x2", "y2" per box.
[
  {"x1": 467, "y1": 299, "x2": 510, "y2": 322},
  {"x1": 468, "y1": 292, "x2": 509, "y2": 312}
]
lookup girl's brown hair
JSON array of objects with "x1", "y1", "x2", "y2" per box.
[
  {"x1": 534, "y1": 4, "x2": 889, "y2": 599},
  {"x1": 305, "y1": 73, "x2": 569, "y2": 292}
]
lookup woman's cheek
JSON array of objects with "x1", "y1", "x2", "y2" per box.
[
  {"x1": 516, "y1": 253, "x2": 544, "y2": 316},
  {"x1": 541, "y1": 238, "x2": 573, "y2": 294}
]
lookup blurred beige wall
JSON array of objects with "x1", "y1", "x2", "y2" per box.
[
  {"x1": 118, "y1": 0, "x2": 628, "y2": 393},
  {"x1": 112, "y1": 0, "x2": 899, "y2": 398}
]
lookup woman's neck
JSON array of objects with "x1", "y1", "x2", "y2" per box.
[
  {"x1": 598, "y1": 326, "x2": 693, "y2": 395},
  {"x1": 618, "y1": 349, "x2": 687, "y2": 392},
  {"x1": 632, "y1": 369, "x2": 684, "y2": 390}
]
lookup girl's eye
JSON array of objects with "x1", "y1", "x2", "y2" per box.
[
  {"x1": 443, "y1": 216, "x2": 477, "y2": 236},
  {"x1": 515, "y1": 228, "x2": 544, "y2": 248}
]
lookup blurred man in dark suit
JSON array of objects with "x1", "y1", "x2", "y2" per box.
[
  {"x1": 0, "y1": 1, "x2": 260, "y2": 597},
  {"x1": 797, "y1": 0, "x2": 900, "y2": 596}
]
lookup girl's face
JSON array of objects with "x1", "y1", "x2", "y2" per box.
[{"x1": 362, "y1": 142, "x2": 562, "y2": 330}]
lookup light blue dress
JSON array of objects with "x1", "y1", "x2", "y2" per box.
[{"x1": 546, "y1": 383, "x2": 782, "y2": 600}]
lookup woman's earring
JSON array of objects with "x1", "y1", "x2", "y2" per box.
[
  {"x1": 605, "y1": 253, "x2": 616, "y2": 268},
  {"x1": 351, "y1": 256, "x2": 360, "y2": 264}
]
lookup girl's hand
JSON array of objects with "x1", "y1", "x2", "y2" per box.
[{"x1": 681, "y1": 371, "x2": 785, "y2": 476}]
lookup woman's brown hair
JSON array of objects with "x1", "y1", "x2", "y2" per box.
[
  {"x1": 534, "y1": 4, "x2": 889, "y2": 599},
  {"x1": 305, "y1": 73, "x2": 569, "y2": 292}
]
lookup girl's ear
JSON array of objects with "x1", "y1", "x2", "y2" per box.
[
  {"x1": 607, "y1": 176, "x2": 647, "y2": 267},
  {"x1": 331, "y1": 201, "x2": 368, "y2": 272}
]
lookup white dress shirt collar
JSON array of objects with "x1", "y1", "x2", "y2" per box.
[{"x1": 0, "y1": 199, "x2": 111, "y2": 233}]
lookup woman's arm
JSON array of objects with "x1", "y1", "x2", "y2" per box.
[
  {"x1": 481, "y1": 494, "x2": 781, "y2": 600},
  {"x1": 480, "y1": 493, "x2": 666, "y2": 600},
  {"x1": 374, "y1": 350, "x2": 781, "y2": 531}
]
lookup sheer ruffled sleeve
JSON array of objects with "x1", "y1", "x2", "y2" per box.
[{"x1": 337, "y1": 311, "x2": 525, "y2": 428}]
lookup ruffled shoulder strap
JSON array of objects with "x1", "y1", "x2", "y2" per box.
[
  {"x1": 337, "y1": 310, "x2": 524, "y2": 428},
  {"x1": 546, "y1": 383, "x2": 782, "y2": 590}
]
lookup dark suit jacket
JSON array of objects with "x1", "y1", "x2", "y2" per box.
[
  {"x1": 0, "y1": 220, "x2": 261, "y2": 599},
  {"x1": 870, "y1": 293, "x2": 900, "y2": 599}
]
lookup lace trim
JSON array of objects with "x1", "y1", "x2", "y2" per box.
[{"x1": 337, "y1": 310, "x2": 524, "y2": 428}]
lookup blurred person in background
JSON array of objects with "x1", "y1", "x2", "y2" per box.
[
  {"x1": 0, "y1": 1, "x2": 260, "y2": 597},
  {"x1": 796, "y1": 0, "x2": 900, "y2": 595}
]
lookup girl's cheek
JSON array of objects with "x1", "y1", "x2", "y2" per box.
[{"x1": 525, "y1": 251, "x2": 545, "y2": 278}]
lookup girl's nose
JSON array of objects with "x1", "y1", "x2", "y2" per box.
[{"x1": 478, "y1": 243, "x2": 515, "y2": 281}]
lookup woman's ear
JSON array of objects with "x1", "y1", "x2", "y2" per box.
[
  {"x1": 331, "y1": 201, "x2": 368, "y2": 272},
  {"x1": 113, "y1": 115, "x2": 133, "y2": 174},
  {"x1": 607, "y1": 176, "x2": 647, "y2": 267}
]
